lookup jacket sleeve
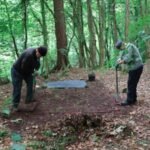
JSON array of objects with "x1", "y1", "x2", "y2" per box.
[{"x1": 123, "y1": 46, "x2": 134, "y2": 63}]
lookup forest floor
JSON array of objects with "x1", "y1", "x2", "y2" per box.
[{"x1": 0, "y1": 65, "x2": 150, "y2": 150}]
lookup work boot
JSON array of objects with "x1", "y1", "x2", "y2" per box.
[{"x1": 121, "y1": 100, "x2": 136, "y2": 106}]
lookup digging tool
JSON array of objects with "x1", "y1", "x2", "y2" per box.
[
  {"x1": 32, "y1": 71, "x2": 39, "y2": 96},
  {"x1": 114, "y1": 63, "x2": 122, "y2": 102},
  {"x1": 33, "y1": 73, "x2": 36, "y2": 95}
]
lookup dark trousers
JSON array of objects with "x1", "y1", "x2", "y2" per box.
[
  {"x1": 127, "y1": 65, "x2": 143, "y2": 103},
  {"x1": 11, "y1": 67, "x2": 33, "y2": 108}
]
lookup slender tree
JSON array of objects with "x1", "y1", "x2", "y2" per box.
[
  {"x1": 21, "y1": 0, "x2": 28, "y2": 49},
  {"x1": 76, "y1": 0, "x2": 87, "y2": 67},
  {"x1": 53, "y1": 0, "x2": 69, "y2": 70},
  {"x1": 4, "y1": 0, "x2": 19, "y2": 57},
  {"x1": 97, "y1": 0, "x2": 105, "y2": 67},
  {"x1": 111, "y1": 0, "x2": 118, "y2": 43},
  {"x1": 125, "y1": 0, "x2": 130, "y2": 41},
  {"x1": 144, "y1": 0, "x2": 148, "y2": 15},
  {"x1": 139, "y1": 0, "x2": 143, "y2": 17},
  {"x1": 40, "y1": 0, "x2": 49, "y2": 76},
  {"x1": 87, "y1": 0, "x2": 97, "y2": 68},
  {"x1": 68, "y1": 0, "x2": 88, "y2": 67}
]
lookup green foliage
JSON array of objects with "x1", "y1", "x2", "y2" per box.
[
  {"x1": 106, "y1": 48, "x2": 120, "y2": 68},
  {"x1": 35, "y1": 133, "x2": 77, "y2": 150},
  {"x1": 1, "y1": 97, "x2": 12, "y2": 108},
  {"x1": 51, "y1": 135, "x2": 77, "y2": 150},
  {"x1": 28, "y1": 140, "x2": 47, "y2": 149},
  {"x1": 0, "y1": 59, "x2": 12, "y2": 84},
  {"x1": 129, "y1": 15, "x2": 150, "y2": 41},
  {"x1": 0, "y1": 130, "x2": 8, "y2": 138},
  {"x1": 0, "y1": 97, "x2": 12, "y2": 117},
  {"x1": 10, "y1": 132, "x2": 26, "y2": 150},
  {"x1": 42, "y1": 130, "x2": 55, "y2": 137},
  {"x1": 136, "y1": 33, "x2": 150, "y2": 61},
  {"x1": 128, "y1": 13, "x2": 150, "y2": 61},
  {"x1": 10, "y1": 143, "x2": 26, "y2": 150},
  {"x1": 11, "y1": 132, "x2": 22, "y2": 142},
  {"x1": 1, "y1": 108, "x2": 11, "y2": 117},
  {"x1": 0, "y1": 0, "x2": 149, "y2": 73}
]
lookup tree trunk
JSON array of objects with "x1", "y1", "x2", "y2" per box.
[
  {"x1": 4, "y1": 0, "x2": 19, "y2": 57},
  {"x1": 21, "y1": 0, "x2": 28, "y2": 49},
  {"x1": 125, "y1": 0, "x2": 130, "y2": 41},
  {"x1": 144, "y1": 0, "x2": 148, "y2": 15},
  {"x1": 139, "y1": 0, "x2": 143, "y2": 17},
  {"x1": 40, "y1": 0, "x2": 49, "y2": 76},
  {"x1": 87, "y1": 0, "x2": 97, "y2": 68},
  {"x1": 76, "y1": 0, "x2": 87, "y2": 67},
  {"x1": 111, "y1": 0, "x2": 118, "y2": 43},
  {"x1": 97, "y1": 0, "x2": 105, "y2": 67},
  {"x1": 53, "y1": 0, "x2": 69, "y2": 70},
  {"x1": 69, "y1": 0, "x2": 87, "y2": 68}
]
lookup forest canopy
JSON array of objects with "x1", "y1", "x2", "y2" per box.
[{"x1": 0, "y1": 0, "x2": 150, "y2": 81}]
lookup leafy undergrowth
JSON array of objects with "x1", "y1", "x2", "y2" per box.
[{"x1": 0, "y1": 67, "x2": 150, "y2": 150}]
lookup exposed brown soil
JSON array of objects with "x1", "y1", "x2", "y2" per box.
[{"x1": 2, "y1": 69, "x2": 129, "y2": 128}]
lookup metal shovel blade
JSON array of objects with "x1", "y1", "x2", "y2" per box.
[{"x1": 113, "y1": 93, "x2": 122, "y2": 103}]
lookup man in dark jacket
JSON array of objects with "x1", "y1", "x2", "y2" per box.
[
  {"x1": 11, "y1": 46, "x2": 47, "y2": 111},
  {"x1": 115, "y1": 40, "x2": 143, "y2": 106}
]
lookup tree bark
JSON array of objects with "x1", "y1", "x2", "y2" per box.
[
  {"x1": 139, "y1": 0, "x2": 143, "y2": 17},
  {"x1": 53, "y1": 0, "x2": 69, "y2": 70},
  {"x1": 87, "y1": 0, "x2": 97, "y2": 68},
  {"x1": 76, "y1": 0, "x2": 87, "y2": 67},
  {"x1": 97, "y1": 0, "x2": 105, "y2": 67},
  {"x1": 69, "y1": 0, "x2": 88, "y2": 68},
  {"x1": 21, "y1": 0, "x2": 28, "y2": 49},
  {"x1": 111, "y1": 0, "x2": 118, "y2": 43},
  {"x1": 4, "y1": 0, "x2": 19, "y2": 57},
  {"x1": 125, "y1": 0, "x2": 130, "y2": 41},
  {"x1": 40, "y1": 0, "x2": 49, "y2": 76}
]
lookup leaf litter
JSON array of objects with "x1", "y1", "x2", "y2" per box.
[{"x1": 0, "y1": 68, "x2": 149, "y2": 149}]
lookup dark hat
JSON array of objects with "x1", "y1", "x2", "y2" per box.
[
  {"x1": 115, "y1": 40, "x2": 123, "y2": 49},
  {"x1": 38, "y1": 46, "x2": 47, "y2": 56}
]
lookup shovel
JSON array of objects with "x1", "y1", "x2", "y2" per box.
[
  {"x1": 114, "y1": 64, "x2": 122, "y2": 102},
  {"x1": 33, "y1": 74, "x2": 36, "y2": 95},
  {"x1": 32, "y1": 71, "x2": 38, "y2": 97}
]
